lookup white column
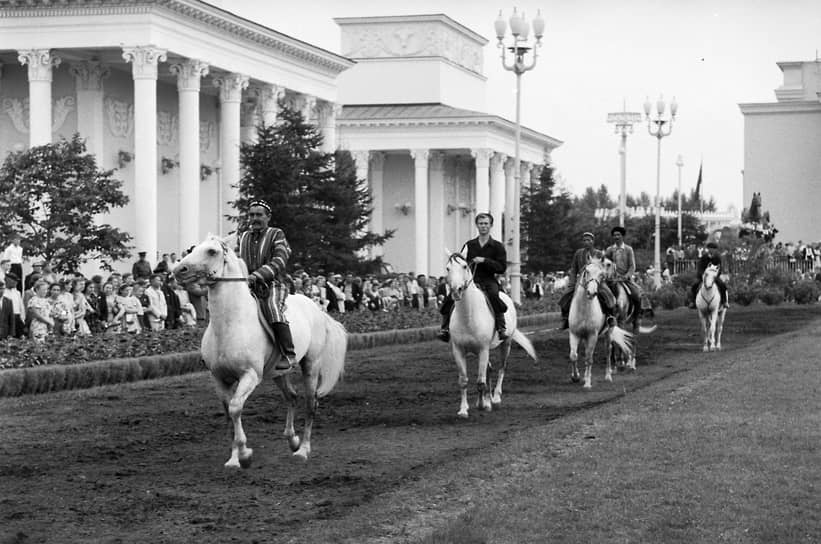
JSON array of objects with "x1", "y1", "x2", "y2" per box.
[
  {"x1": 170, "y1": 59, "x2": 209, "y2": 251},
  {"x1": 503, "y1": 156, "x2": 515, "y2": 247},
  {"x1": 428, "y1": 151, "x2": 447, "y2": 272},
  {"x1": 254, "y1": 83, "x2": 285, "y2": 127},
  {"x1": 317, "y1": 101, "x2": 341, "y2": 152},
  {"x1": 471, "y1": 148, "x2": 492, "y2": 215},
  {"x1": 410, "y1": 149, "x2": 429, "y2": 275},
  {"x1": 69, "y1": 60, "x2": 109, "y2": 163},
  {"x1": 18, "y1": 49, "x2": 61, "y2": 147},
  {"x1": 370, "y1": 152, "x2": 385, "y2": 257},
  {"x1": 123, "y1": 45, "x2": 166, "y2": 263},
  {"x1": 240, "y1": 99, "x2": 259, "y2": 144},
  {"x1": 351, "y1": 150, "x2": 370, "y2": 259},
  {"x1": 214, "y1": 73, "x2": 249, "y2": 235},
  {"x1": 490, "y1": 152, "x2": 507, "y2": 240}
]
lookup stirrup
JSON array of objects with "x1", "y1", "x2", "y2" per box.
[
  {"x1": 496, "y1": 328, "x2": 508, "y2": 340},
  {"x1": 274, "y1": 355, "x2": 295, "y2": 372},
  {"x1": 437, "y1": 328, "x2": 450, "y2": 342}
]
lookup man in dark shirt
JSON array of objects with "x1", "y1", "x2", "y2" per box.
[
  {"x1": 689, "y1": 242, "x2": 729, "y2": 309},
  {"x1": 437, "y1": 212, "x2": 508, "y2": 342},
  {"x1": 132, "y1": 251, "x2": 153, "y2": 281},
  {"x1": 558, "y1": 231, "x2": 617, "y2": 330}
]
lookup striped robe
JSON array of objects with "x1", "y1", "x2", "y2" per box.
[{"x1": 239, "y1": 227, "x2": 291, "y2": 323}]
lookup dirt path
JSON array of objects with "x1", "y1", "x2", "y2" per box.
[{"x1": 0, "y1": 306, "x2": 818, "y2": 544}]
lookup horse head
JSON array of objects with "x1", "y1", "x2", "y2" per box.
[
  {"x1": 581, "y1": 256, "x2": 605, "y2": 299},
  {"x1": 445, "y1": 250, "x2": 472, "y2": 301},
  {"x1": 702, "y1": 263, "x2": 719, "y2": 288},
  {"x1": 173, "y1": 234, "x2": 244, "y2": 286}
]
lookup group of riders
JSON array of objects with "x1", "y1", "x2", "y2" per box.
[{"x1": 220, "y1": 201, "x2": 730, "y2": 376}]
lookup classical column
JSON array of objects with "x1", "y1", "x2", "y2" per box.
[
  {"x1": 428, "y1": 151, "x2": 447, "y2": 272},
  {"x1": 410, "y1": 149, "x2": 429, "y2": 275},
  {"x1": 490, "y1": 152, "x2": 507, "y2": 240},
  {"x1": 240, "y1": 99, "x2": 259, "y2": 144},
  {"x1": 169, "y1": 59, "x2": 209, "y2": 251},
  {"x1": 123, "y1": 45, "x2": 166, "y2": 262},
  {"x1": 317, "y1": 101, "x2": 341, "y2": 152},
  {"x1": 370, "y1": 152, "x2": 385, "y2": 258},
  {"x1": 214, "y1": 73, "x2": 249, "y2": 235},
  {"x1": 18, "y1": 49, "x2": 61, "y2": 147},
  {"x1": 254, "y1": 83, "x2": 285, "y2": 126},
  {"x1": 69, "y1": 60, "x2": 110, "y2": 164},
  {"x1": 503, "y1": 156, "x2": 515, "y2": 249},
  {"x1": 471, "y1": 148, "x2": 492, "y2": 215}
]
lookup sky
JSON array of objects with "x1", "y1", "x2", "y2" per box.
[{"x1": 208, "y1": 0, "x2": 821, "y2": 211}]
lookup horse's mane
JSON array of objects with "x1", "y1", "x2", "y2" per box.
[
  {"x1": 448, "y1": 252, "x2": 468, "y2": 265},
  {"x1": 202, "y1": 233, "x2": 248, "y2": 275}
]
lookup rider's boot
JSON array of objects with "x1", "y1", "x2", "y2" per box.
[
  {"x1": 494, "y1": 312, "x2": 509, "y2": 341},
  {"x1": 272, "y1": 322, "x2": 297, "y2": 372},
  {"x1": 437, "y1": 310, "x2": 451, "y2": 342}
]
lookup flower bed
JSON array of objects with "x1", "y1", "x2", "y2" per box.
[{"x1": 0, "y1": 296, "x2": 558, "y2": 371}]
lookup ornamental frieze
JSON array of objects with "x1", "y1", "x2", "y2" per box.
[
  {"x1": 104, "y1": 97, "x2": 133, "y2": 138},
  {"x1": 2, "y1": 95, "x2": 75, "y2": 134},
  {"x1": 341, "y1": 23, "x2": 483, "y2": 74}
]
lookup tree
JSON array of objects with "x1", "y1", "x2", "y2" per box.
[
  {"x1": 0, "y1": 134, "x2": 132, "y2": 273},
  {"x1": 521, "y1": 164, "x2": 577, "y2": 273},
  {"x1": 234, "y1": 105, "x2": 392, "y2": 274}
]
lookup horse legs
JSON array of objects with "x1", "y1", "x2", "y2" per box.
[
  {"x1": 294, "y1": 365, "x2": 321, "y2": 461},
  {"x1": 451, "y1": 345, "x2": 470, "y2": 418},
  {"x1": 627, "y1": 321, "x2": 638, "y2": 370},
  {"x1": 583, "y1": 335, "x2": 597, "y2": 390},
  {"x1": 715, "y1": 310, "x2": 726, "y2": 351},
  {"x1": 699, "y1": 313, "x2": 710, "y2": 352},
  {"x1": 224, "y1": 370, "x2": 261, "y2": 469},
  {"x1": 708, "y1": 310, "x2": 719, "y2": 352},
  {"x1": 476, "y1": 347, "x2": 493, "y2": 412},
  {"x1": 605, "y1": 335, "x2": 614, "y2": 383},
  {"x1": 273, "y1": 373, "x2": 301, "y2": 454},
  {"x1": 491, "y1": 339, "x2": 512, "y2": 406},
  {"x1": 569, "y1": 333, "x2": 581, "y2": 383}
]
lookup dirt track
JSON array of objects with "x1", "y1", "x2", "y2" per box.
[{"x1": 1, "y1": 306, "x2": 818, "y2": 544}]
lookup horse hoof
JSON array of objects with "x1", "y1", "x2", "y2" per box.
[
  {"x1": 224, "y1": 459, "x2": 241, "y2": 469},
  {"x1": 457, "y1": 410, "x2": 469, "y2": 419},
  {"x1": 605, "y1": 375, "x2": 613, "y2": 382},
  {"x1": 571, "y1": 376, "x2": 581, "y2": 383},
  {"x1": 583, "y1": 384, "x2": 592, "y2": 390},
  {"x1": 288, "y1": 435, "x2": 301, "y2": 452},
  {"x1": 702, "y1": 346, "x2": 709, "y2": 353},
  {"x1": 239, "y1": 455, "x2": 253, "y2": 469},
  {"x1": 292, "y1": 449, "x2": 309, "y2": 462}
]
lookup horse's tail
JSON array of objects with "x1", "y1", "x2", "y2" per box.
[
  {"x1": 511, "y1": 329, "x2": 538, "y2": 362},
  {"x1": 638, "y1": 324, "x2": 658, "y2": 334},
  {"x1": 316, "y1": 313, "x2": 348, "y2": 398},
  {"x1": 609, "y1": 325, "x2": 634, "y2": 358}
]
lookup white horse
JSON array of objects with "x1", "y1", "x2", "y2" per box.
[
  {"x1": 444, "y1": 250, "x2": 537, "y2": 418},
  {"x1": 696, "y1": 263, "x2": 726, "y2": 352},
  {"x1": 173, "y1": 235, "x2": 347, "y2": 467},
  {"x1": 568, "y1": 256, "x2": 634, "y2": 389}
]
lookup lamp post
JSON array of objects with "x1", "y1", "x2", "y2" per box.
[
  {"x1": 676, "y1": 154, "x2": 684, "y2": 247},
  {"x1": 606, "y1": 103, "x2": 642, "y2": 227},
  {"x1": 495, "y1": 7, "x2": 544, "y2": 305},
  {"x1": 644, "y1": 95, "x2": 677, "y2": 288}
]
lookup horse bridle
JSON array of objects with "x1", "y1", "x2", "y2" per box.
[
  {"x1": 580, "y1": 265, "x2": 601, "y2": 298},
  {"x1": 189, "y1": 240, "x2": 247, "y2": 286},
  {"x1": 447, "y1": 253, "x2": 477, "y2": 290}
]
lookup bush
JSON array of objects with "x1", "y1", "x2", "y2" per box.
[
  {"x1": 758, "y1": 287, "x2": 785, "y2": 306},
  {"x1": 791, "y1": 280, "x2": 820, "y2": 304},
  {"x1": 650, "y1": 284, "x2": 686, "y2": 310},
  {"x1": 671, "y1": 270, "x2": 697, "y2": 292},
  {"x1": 729, "y1": 280, "x2": 757, "y2": 306}
]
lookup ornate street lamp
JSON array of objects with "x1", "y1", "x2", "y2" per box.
[
  {"x1": 495, "y1": 7, "x2": 544, "y2": 305},
  {"x1": 606, "y1": 102, "x2": 642, "y2": 227},
  {"x1": 644, "y1": 95, "x2": 677, "y2": 288}
]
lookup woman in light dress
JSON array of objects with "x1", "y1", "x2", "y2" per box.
[
  {"x1": 49, "y1": 282, "x2": 74, "y2": 336},
  {"x1": 27, "y1": 280, "x2": 54, "y2": 343},
  {"x1": 71, "y1": 278, "x2": 94, "y2": 336},
  {"x1": 98, "y1": 282, "x2": 124, "y2": 333},
  {"x1": 117, "y1": 284, "x2": 143, "y2": 334}
]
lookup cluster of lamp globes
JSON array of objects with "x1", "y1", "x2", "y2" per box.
[{"x1": 494, "y1": 8, "x2": 546, "y2": 44}]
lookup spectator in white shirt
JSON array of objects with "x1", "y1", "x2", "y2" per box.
[
  {"x1": 145, "y1": 273, "x2": 168, "y2": 331},
  {"x1": 2, "y1": 234, "x2": 24, "y2": 293}
]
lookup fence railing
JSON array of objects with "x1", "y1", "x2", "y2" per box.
[{"x1": 670, "y1": 257, "x2": 818, "y2": 276}]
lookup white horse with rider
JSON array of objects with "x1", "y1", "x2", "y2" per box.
[{"x1": 696, "y1": 263, "x2": 727, "y2": 352}]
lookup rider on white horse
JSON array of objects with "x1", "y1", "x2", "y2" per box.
[
  {"x1": 239, "y1": 200, "x2": 296, "y2": 374},
  {"x1": 558, "y1": 231, "x2": 618, "y2": 330},
  {"x1": 689, "y1": 242, "x2": 729, "y2": 310},
  {"x1": 604, "y1": 226, "x2": 643, "y2": 326},
  {"x1": 437, "y1": 212, "x2": 508, "y2": 342}
]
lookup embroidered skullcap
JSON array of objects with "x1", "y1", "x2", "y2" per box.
[
  {"x1": 249, "y1": 200, "x2": 272, "y2": 214},
  {"x1": 611, "y1": 226, "x2": 626, "y2": 236},
  {"x1": 582, "y1": 232, "x2": 595, "y2": 240},
  {"x1": 706, "y1": 242, "x2": 718, "y2": 249}
]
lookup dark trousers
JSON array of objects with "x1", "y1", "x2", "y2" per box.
[
  {"x1": 440, "y1": 280, "x2": 507, "y2": 318},
  {"x1": 10, "y1": 263, "x2": 22, "y2": 293},
  {"x1": 692, "y1": 277, "x2": 728, "y2": 305}
]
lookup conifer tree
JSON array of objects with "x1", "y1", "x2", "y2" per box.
[
  {"x1": 234, "y1": 105, "x2": 391, "y2": 273},
  {"x1": 521, "y1": 164, "x2": 576, "y2": 272}
]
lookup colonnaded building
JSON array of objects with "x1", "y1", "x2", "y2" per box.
[
  {"x1": 739, "y1": 59, "x2": 821, "y2": 243},
  {"x1": 0, "y1": 1, "x2": 561, "y2": 279}
]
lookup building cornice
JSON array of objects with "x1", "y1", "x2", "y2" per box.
[
  {"x1": 0, "y1": 0, "x2": 355, "y2": 75},
  {"x1": 334, "y1": 14, "x2": 488, "y2": 46},
  {"x1": 738, "y1": 101, "x2": 821, "y2": 115}
]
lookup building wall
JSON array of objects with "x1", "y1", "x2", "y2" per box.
[
  {"x1": 743, "y1": 109, "x2": 821, "y2": 243},
  {"x1": 381, "y1": 153, "x2": 415, "y2": 273}
]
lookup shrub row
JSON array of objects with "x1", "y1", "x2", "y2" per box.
[{"x1": 648, "y1": 278, "x2": 821, "y2": 309}]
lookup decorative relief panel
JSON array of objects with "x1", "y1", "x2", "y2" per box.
[
  {"x1": 2, "y1": 96, "x2": 75, "y2": 134},
  {"x1": 342, "y1": 23, "x2": 483, "y2": 74},
  {"x1": 104, "y1": 97, "x2": 133, "y2": 138},
  {"x1": 157, "y1": 110, "x2": 178, "y2": 146},
  {"x1": 200, "y1": 121, "x2": 215, "y2": 153}
]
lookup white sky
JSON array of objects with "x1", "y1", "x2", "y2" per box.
[{"x1": 207, "y1": 0, "x2": 821, "y2": 211}]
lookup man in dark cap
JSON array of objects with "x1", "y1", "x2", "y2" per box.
[
  {"x1": 558, "y1": 231, "x2": 617, "y2": 330},
  {"x1": 238, "y1": 200, "x2": 295, "y2": 374},
  {"x1": 0, "y1": 280, "x2": 15, "y2": 339},
  {"x1": 689, "y1": 242, "x2": 729, "y2": 309},
  {"x1": 24, "y1": 261, "x2": 43, "y2": 291},
  {"x1": 604, "y1": 226, "x2": 643, "y2": 325},
  {"x1": 132, "y1": 251, "x2": 152, "y2": 281},
  {"x1": 437, "y1": 212, "x2": 508, "y2": 342},
  {"x1": 3, "y1": 272, "x2": 25, "y2": 337}
]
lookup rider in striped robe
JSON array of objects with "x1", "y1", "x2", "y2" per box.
[{"x1": 239, "y1": 201, "x2": 295, "y2": 373}]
